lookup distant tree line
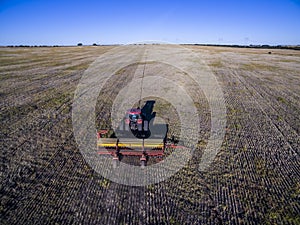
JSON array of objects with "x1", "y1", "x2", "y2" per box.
[
  {"x1": 2, "y1": 44, "x2": 300, "y2": 50},
  {"x1": 190, "y1": 44, "x2": 300, "y2": 51},
  {"x1": 3, "y1": 43, "x2": 103, "y2": 47}
]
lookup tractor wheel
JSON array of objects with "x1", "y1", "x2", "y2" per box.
[
  {"x1": 138, "y1": 123, "x2": 143, "y2": 131},
  {"x1": 143, "y1": 121, "x2": 149, "y2": 131}
]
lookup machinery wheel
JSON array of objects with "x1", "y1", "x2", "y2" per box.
[
  {"x1": 138, "y1": 123, "x2": 142, "y2": 131},
  {"x1": 143, "y1": 121, "x2": 149, "y2": 131},
  {"x1": 141, "y1": 160, "x2": 146, "y2": 168}
]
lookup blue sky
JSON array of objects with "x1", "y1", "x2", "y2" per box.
[{"x1": 0, "y1": 0, "x2": 299, "y2": 45}]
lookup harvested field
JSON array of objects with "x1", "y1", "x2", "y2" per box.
[{"x1": 1, "y1": 45, "x2": 300, "y2": 224}]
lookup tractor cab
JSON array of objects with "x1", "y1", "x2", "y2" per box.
[
  {"x1": 126, "y1": 108, "x2": 142, "y2": 123},
  {"x1": 125, "y1": 108, "x2": 147, "y2": 133}
]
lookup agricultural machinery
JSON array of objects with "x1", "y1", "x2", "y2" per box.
[{"x1": 97, "y1": 100, "x2": 173, "y2": 167}]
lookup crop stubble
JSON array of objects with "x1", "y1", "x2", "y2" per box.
[{"x1": 0, "y1": 45, "x2": 299, "y2": 224}]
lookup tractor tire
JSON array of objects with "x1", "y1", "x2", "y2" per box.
[
  {"x1": 143, "y1": 121, "x2": 149, "y2": 131},
  {"x1": 138, "y1": 123, "x2": 143, "y2": 131}
]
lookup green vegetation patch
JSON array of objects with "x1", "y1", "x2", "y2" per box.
[{"x1": 240, "y1": 63, "x2": 279, "y2": 72}]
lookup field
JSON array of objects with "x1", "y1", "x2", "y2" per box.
[{"x1": 1, "y1": 45, "x2": 300, "y2": 224}]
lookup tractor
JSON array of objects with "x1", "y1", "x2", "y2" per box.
[{"x1": 97, "y1": 100, "x2": 169, "y2": 167}]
